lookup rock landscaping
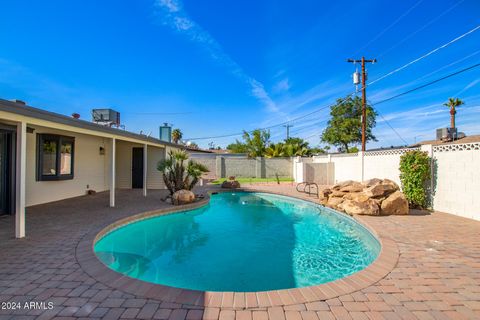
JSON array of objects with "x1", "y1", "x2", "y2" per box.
[
  {"x1": 172, "y1": 189, "x2": 196, "y2": 205},
  {"x1": 221, "y1": 176, "x2": 241, "y2": 189},
  {"x1": 320, "y1": 178, "x2": 409, "y2": 215}
]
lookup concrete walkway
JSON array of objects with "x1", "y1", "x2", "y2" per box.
[{"x1": 0, "y1": 186, "x2": 479, "y2": 319}]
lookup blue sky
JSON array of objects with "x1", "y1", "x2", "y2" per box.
[{"x1": 0, "y1": 0, "x2": 479, "y2": 149}]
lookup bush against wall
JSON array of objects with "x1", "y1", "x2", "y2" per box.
[{"x1": 399, "y1": 150, "x2": 431, "y2": 208}]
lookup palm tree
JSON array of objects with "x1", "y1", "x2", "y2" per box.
[
  {"x1": 265, "y1": 143, "x2": 285, "y2": 158},
  {"x1": 171, "y1": 129, "x2": 183, "y2": 144},
  {"x1": 443, "y1": 97, "x2": 464, "y2": 128}
]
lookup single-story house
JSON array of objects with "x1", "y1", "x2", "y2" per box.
[{"x1": 0, "y1": 98, "x2": 185, "y2": 238}]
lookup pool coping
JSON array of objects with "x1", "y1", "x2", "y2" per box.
[{"x1": 75, "y1": 188, "x2": 399, "y2": 309}]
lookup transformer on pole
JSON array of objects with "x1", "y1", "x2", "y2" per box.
[{"x1": 347, "y1": 57, "x2": 377, "y2": 152}]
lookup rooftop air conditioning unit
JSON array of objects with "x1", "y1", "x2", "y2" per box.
[
  {"x1": 436, "y1": 127, "x2": 457, "y2": 141},
  {"x1": 92, "y1": 109, "x2": 121, "y2": 127}
]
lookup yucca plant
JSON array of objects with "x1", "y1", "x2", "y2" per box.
[{"x1": 157, "y1": 150, "x2": 208, "y2": 195}]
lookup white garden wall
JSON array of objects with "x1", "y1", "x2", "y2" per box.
[
  {"x1": 295, "y1": 142, "x2": 480, "y2": 221},
  {"x1": 432, "y1": 143, "x2": 480, "y2": 220}
]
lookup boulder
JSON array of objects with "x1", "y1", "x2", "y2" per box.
[
  {"x1": 330, "y1": 190, "x2": 347, "y2": 198},
  {"x1": 339, "y1": 181, "x2": 364, "y2": 193},
  {"x1": 221, "y1": 180, "x2": 241, "y2": 189},
  {"x1": 341, "y1": 199, "x2": 380, "y2": 216},
  {"x1": 172, "y1": 189, "x2": 195, "y2": 205},
  {"x1": 382, "y1": 179, "x2": 400, "y2": 190},
  {"x1": 381, "y1": 191, "x2": 409, "y2": 215},
  {"x1": 319, "y1": 188, "x2": 332, "y2": 199},
  {"x1": 332, "y1": 180, "x2": 355, "y2": 191},
  {"x1": 326, "y1": 196, "x2": 344, "y2": 209},
  {"x1": 343, "y1": 192, "x2": 370, "y2": 203},
  {"x1": 363, "y1": 178, "x2": 382, "y2": 188},
  {"x1": 364, "y1": 183, "x2": 398, "y2": 198}
]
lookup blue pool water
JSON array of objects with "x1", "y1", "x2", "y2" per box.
[{"x1": 94, "y1": 192, "x2": 380, "y2": 292}]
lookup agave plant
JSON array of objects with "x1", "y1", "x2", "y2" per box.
[{"x1": 157, "y1": 150, "x2": 208, "y2": 195}]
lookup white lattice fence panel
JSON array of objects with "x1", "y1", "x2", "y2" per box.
[
  {"x1": 433, "y1": 143, "x2": 480, "y2": 152},
  {"x1": 365, "y1": 147, "x2": 420, "y2": 156}
]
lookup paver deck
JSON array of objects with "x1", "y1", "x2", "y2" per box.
[{"x1": 1, "y1": 186, "x2": 479, "y2": 320}]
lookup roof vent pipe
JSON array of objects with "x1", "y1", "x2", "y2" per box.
[{"x1": 10, "y1": 99, "x2": 26, "y2": 105}]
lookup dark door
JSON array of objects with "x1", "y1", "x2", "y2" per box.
[
  {"x1": 132, "y1": 147, "x2": 144, "y2": 189},
  {"x1": 0, "y1": 129, "x2": 14, "y2": 215}
]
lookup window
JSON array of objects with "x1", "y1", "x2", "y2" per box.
[{"x1": 37, "y1": 134, "x2": 74, "y2": 181}]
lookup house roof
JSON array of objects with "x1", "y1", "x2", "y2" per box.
[
  {"x1": 0, "y1": 98, "x2": 194, "y2": 150},
  {"x1": 413, "y1": 134, "x2": 480, "y2": 147}
]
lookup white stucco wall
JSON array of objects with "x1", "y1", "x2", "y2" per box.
[
  {"x1": 363, "y1": 149, "x2": 414, "y2": 186},
  {"x1": 26, "y1": 126, "x2": 109, "y2": 206},
  {"x1": 147, "y1": 146, "x2": 166, "y2": 189},
  {"x1": 300, "y1": 143, "x2": 480, "y2": 221},
  {"x1": 432, "y1": 143, "x2": 480, "y2": 220},
  {"x1": 313, "y1": 153, "x2": 362, "y2": 183},
  {"x1": 25, "y1": 127, "x2": 170, "y2": 206}
]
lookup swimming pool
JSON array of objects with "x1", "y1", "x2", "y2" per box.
[{"x1": 94, "y1": 192, "x2": 380, "y2": 292}]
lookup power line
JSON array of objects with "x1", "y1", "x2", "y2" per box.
[
  {"x1": 368, "y1": 24, "x2": 480, "y2": 86},
  {"x1": 186, "y1": 29, "x2": 479, "y2": 141},
  {"x1": 302, "y1": 63, "x2": 480, "y2": 146},
  {"x1": 375, "y1": 0, "x2": 466, "y2": 59},
  {"x1": 351, "y1": 0, "x2": 426, "y2": 56},
  {"x1": 414, "y1": 49, "x2": 480, "y2": 82},
  {"x1": 184, "y1": 102, "x2": 336, "y2": 140},
  {"x1": 372, "y1": 62, "x2": 480, "y2": 106},
  {"x1": 375, "y1": 111, "x2": 409, "y2": 145},
  {"x1": 125, "y1": 111, "x2": 194, "y2": 115},
  {"x1": 370, "y1": 63, "x2": 480, "y2": 144}
]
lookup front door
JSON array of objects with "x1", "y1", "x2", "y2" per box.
[
  {"x1": 0, "y1": 128, "x2": 14, "y2": 215},
  {"x1": 132, "y1": 147, "x2": 144, "y2": 189}
]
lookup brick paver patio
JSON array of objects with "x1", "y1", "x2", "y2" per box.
[{"x1": 1, "y1": 186, "x2": 479, "y2": 319}]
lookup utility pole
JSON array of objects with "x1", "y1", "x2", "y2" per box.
[
  {"x1": 283, "y1": 124, "x2": 293, "y2": 140},
  {"x1": 347, "y1": 57, "x2": 376, "y2": 152}
]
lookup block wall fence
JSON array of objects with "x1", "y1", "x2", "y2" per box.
[{"x1": 190, "y1": 155, "x2": 293, "y2": 179}]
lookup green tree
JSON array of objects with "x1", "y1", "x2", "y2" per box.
[
  {"x1": 226, "y1": 140, "x2": 249, "y2": 153},
  {"x1": 265, "y1": 137, "x2": 316, "y2": 158},
  {"x1": 321, "y1": 96, "x2": 377, "y2": 152},
  {"x1": 171, "y1": 129, "x2": 183, "y2": 144},
  {"x1": 242, "y1": 129, "x2": 270, "y2": 158},
  {"x1": 443, "y1": 97, "x2": 464, "y2": 128},
  {"x1": 265, "y1": 142, "x2": 285, "y2": 158}
]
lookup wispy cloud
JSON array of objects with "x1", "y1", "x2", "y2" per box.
[
  {"x1": 154, "y1": 0, "x2": 279, "y2": 113},
  {"x1": 272, "y1": 78, "x2": 291, "y2": 93},
  {"x1": 455, "y1": 79, "x2": 480, "y2": 96}
]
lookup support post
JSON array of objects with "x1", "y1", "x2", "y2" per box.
[
  {"x1": 15, "y1": 121, "x2": 26, "y2": 238},
  {"x1": 143, "y1": 144, "x2": 148, "y2": 197},
  {"x1": 216, "y1": 156, "x2": 225, "y2": 178},
  {"x1": 359, "y1": 151, "x2": 365, "y2": 182},
  {"x1": 347, "y1": 57, "x2": 377, "y2": 151},
  {"x1": 110, "y1": 138, "x2": 116, "y2": 207}
]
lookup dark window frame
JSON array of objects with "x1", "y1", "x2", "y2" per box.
[{"x1": 37, "y1": 134, "x2": 75, "y2": 181}]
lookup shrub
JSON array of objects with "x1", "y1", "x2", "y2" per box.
[
  {"x1": 157, "y1": 150, "x2": 209, "y2": 195},
  {"x1": 399, "y1": 150, "x2": 431, "y2": 208}
]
